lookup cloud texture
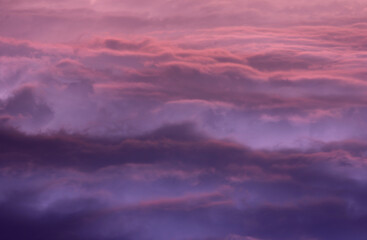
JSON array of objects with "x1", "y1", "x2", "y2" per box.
[{"x1": 1, "y1": 0, "x2": 367, "y2": 239}]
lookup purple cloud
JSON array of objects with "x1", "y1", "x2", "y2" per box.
[{"x1": 2, "y1": 1, "x2": 367, "y2": 239}]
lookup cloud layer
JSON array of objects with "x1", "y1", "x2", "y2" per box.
[
  {"x1": 2, "y1": 124, "x2": 367, "y2": 240},
  {"x1": 1, "y1": 1, "x2": 367, "y2": 239}
]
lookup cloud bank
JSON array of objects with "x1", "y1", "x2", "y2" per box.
[{"x1": 1, "y1": 0, "x2": 367, "y2": 239}]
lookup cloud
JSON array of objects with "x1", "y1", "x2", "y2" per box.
[
  {"x1": 247, "y1": 51, "x2": 331, "y2": 72},
  {"x1": 2, "y1": 1, "x2": 367, "y2": 239},
  {"x1": 1, "y1": 31, "x2": 367, "y2": 146},
  {"x1": 0, "y1": 87, "x2": 54, "y2": 129},
  {"x1": 1, "y1": 124, "x2": 367, "y2": 239}
]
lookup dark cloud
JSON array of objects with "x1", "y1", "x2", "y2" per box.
[
  {"x1": 0, "y1": 38, "x2": 42, "y2": 57},
  {"x1": 247, "y1": 51, "x2": 330, "y2": 72},
  {"x1": 100, "y1": 38, "x2": 152, "y2": 52},
  {"x1": 1, "y1": 124, "x2": 367, "y2": 239},
  {"x1": 0, "y1": 186, "x2": 125, "y2": 240},
  {"x1": 0, "y1": 87, "x2": 54, "y2": 129}
]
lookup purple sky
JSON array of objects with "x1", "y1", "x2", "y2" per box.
[{"x1": 1, "y1": 1, "x2": 367, "y2": 239}]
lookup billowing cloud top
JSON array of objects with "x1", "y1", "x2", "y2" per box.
[{"x1": 1, "y1": 1, "x2": 367, "y2": 240}]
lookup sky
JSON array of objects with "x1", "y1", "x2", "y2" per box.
[{"x1": 1, "y1": 1, "x2": 367, "y2": 239}]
